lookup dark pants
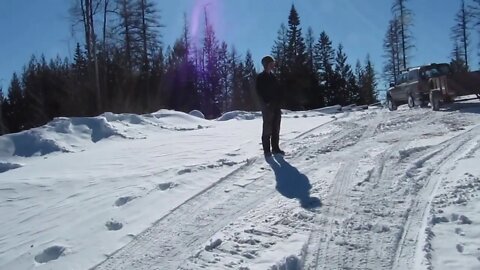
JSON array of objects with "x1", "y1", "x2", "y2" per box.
[{"x1": 261, "y1": 104, "x2": 282, "y2": 153}]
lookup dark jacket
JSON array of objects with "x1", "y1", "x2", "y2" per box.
[{"x1": 256, "y1": 71, "x2": 282, "y2": 106}]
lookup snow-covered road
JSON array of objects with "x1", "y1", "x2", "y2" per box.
[{"x1": 1, "y1": 103, "x2": 480, "y2": 269}]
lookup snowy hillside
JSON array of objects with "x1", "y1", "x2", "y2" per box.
[{"x1": 1, "y1": 103, "x2": 480, "y2": 270}]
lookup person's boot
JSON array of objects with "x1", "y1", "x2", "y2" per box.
[
  {"x1": 271, "y1": 135, "x2": 284, "y2": 155},
  {"x1": 262, "y1": 136, "x2": 271, "y2": 157},
  {"x1": 272, "y1": 149, "x2": 285, "y2": 155}
]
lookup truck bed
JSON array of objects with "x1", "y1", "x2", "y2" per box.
[{"x1": 448, "y1": 71, "x2": 480, "y2": 97}]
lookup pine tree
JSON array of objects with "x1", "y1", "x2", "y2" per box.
[
  {"x1": 391, "y1": 0, "x2": 414, "y2": 70},
  {"x1": 230, "y1": 47, "x2": 244, "y2": 110},
  {"x1": 22, "y1": 56, "x2": 47, "y2": 129},
  {"x1": 70, "y1": 0, "x2": 102, "y2": 112},
  {"x1": 450, "y1": 42, "x2": 468, "y2": 73},
  {"x1": 0, "y1": 87, "x2": 6, "y2": 135},
  {"x1": 346, "y1": 72, "x2": 359, "y2": 105},
  {"x1": 201, "y1": 8, "x2": 221, "y2": 118},
  {"x1": 242, "y1": 51, "x2": 258, "y2": 111},
  {"x1": 69, "y1": 44, "x2": 96, "y2": 115},
  {"x1": 470, "y1": 0, "x2": 480, "y2": 65},
  {"x1": 73, "y1": 43, "x2": 88, "y2": 77},
  {"x1": 271, "y1": 23, "x2": 289, "y2": 108},
  {"x1": 305, "y1": 27, "x2": 315, "y2": 73},
  {"x1": 314, "y1": 31, "x2": 335, "y2": 106},
  {"x1": 116, "y1": 0, "x2": 137, "y2": 71},
  {"x1": 174, "y1": 16, "x2": 199, "y2": 112},
  {"x1": 136, "y1": 0, "x2": 162, "y2": 70},
  {"x1": 286, "y1": 5, "x2": 307, "y2": 70},
  {"x1": 272, "y1": 23, "x2": 288, "y2": 79},
  {"x1": 451, "y1": 0, "x2": 472, "y2": 70},
  {"x1": 164, "y1": 40, "x2": 186, "y2": 111},
  {"x1": 218, "y1": 42, "x2": 231, "y2": 112},
  {"x1": 149, "y1": 46, "x2": 166, "y2": 109},
  {"x1": 305, "y1": 27, "x2": 321, "y2": 108},
  {"x1": 4, "y1": 73, "x2": 26, "y2": 132},
  {"x1": 101, "y1": 0, "x2": 112, "y2": 54},
  {"x1": 355, "y1": 60, "x2": 365, "y2": 104},
  {"x1": 333, "y1": 44, "x2": 354, "y2": 106},
  {"x1": 360, "y1": 55, "x2": 378, "y2": 105},
  {"x1": 135, "y1": 0, "x2": 163, "y2": 111},
  {"x1": 383, "y1": 17, "x2": 401, "y2": 84},
  {"x1": 284, "y1": 4, "x2": 309, "y2": 109}
]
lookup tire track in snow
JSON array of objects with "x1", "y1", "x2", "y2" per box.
[
  {"x1": 353, "y1": 113, "x2": 480, "y2": 270},
  {"x1": 303, "y1": 108, "x2": 473, "y2": 270},
  {"x1": 346, "y1": 139, "x2": 410, "y2": 270},
  {"x1": 303, "y1": 111, "x2": 384, "y2": 270},
  {"x1": 391, "y1": 125, "x2": 479, "y2": 270}
]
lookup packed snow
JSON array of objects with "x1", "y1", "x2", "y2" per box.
[{"x1": 1, "y1": 102, "x2": 480, "y2": 270}]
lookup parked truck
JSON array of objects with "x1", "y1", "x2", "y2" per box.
[{"x1": 386, "y1": 63, "x2": 480, "y2": 111}]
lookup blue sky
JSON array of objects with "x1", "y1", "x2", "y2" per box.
[{"x1": 0, "y1": 0, "x2": 471, "y2": 91}]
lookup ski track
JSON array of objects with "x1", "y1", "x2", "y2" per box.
[{"x1": 90, "y1": 107, "x2": 480, "y2": 270}]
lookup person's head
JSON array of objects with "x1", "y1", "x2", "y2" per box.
[{"x1": 261, "y1": 55, "x2": 275, "y2": 72}]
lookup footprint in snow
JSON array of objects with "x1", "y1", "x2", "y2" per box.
[
  {"x1": 218, "y1": 159, "x2": 238, "y2": 167},
  {"x1": 456, "y1": 244, "x2": 464, "y2": 253},
  {"x1": 158, "y1": 182, "x2": 178, "y2": 191},
  {"x1": 177, "y1": 168, "x2": 193, "y2": 175},
  {"x1": 205, "y1": 239, "x2": 222, "y2": 251},
  {"x1": 455, "y1": 228, "x2": 466, "y2": 236},
  {"x1": 105, "y1": 220, "x2": 123, "y2": 231},
  {"x1": 114, "y1": 196, "x2": 136, "y2": 207},
  {"x1": 34, "y1": 245, "x2": 66, "y2": 263},
  {"x1": 459, "y1": 215, "x2": 472, "y2": 224}
]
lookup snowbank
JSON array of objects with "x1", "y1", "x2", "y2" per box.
[
  {"x1": 189, "y1": 110, "x2": 205, "y2": 119},
  {"x1": 216, "y1": 111, "x2": 261, "y2": 121},
  {"x1": 0, "y1": 110, "x2": 211, "y2": 160}
]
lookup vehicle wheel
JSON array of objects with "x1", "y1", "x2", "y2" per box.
[
  {"x1": 430, "y1": 90, "x2": 441, "y2": 111},
  {"x1": 387, "y1": 96, "x2": 397, "y2": 111},
  {"x1": 407, "y1": 94, "x2": 415, "y2": 108}
]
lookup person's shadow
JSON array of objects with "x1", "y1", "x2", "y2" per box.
[{"x1": 267, "y1": 156, "x2": 322, "y2": 209}]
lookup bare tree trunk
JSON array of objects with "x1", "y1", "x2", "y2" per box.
[
  {"x1": 392, "y1": 0, "x2": 413, "y2": 71},
  {"x1": 80, "y1": 0, "x2": 91, "y2": 59},
  {"x1": 399, "y1": 0, "x2": 406, "y2": 70},
  {"x1": 461, "y1": 0, "x2": 469, "y2": 69},
  {"x1": 102, "y1": 0, "x2": 109, "y2": 109},
  {"x1": 120, "y1": 0, "x2": 132, "y2": 71},
  {"x1": 452, "y1": 0, "x2": 472, "y2": 71},
  {"x1": 89, "y1": 2, "x2": 102, "y2": 113},
  {"x1": 103, "y1": 0, "x2": 108, "y2": 53},
  {"x1": 140, "y1": 0, "x2": 150, "y2": 110},
  {"x1": 140, "y1": 0, "x2": 149, "y2": 70}
]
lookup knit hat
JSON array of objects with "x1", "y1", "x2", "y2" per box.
[{"x1": 261, "y1": 55, "x2": 275, "y2": 69}]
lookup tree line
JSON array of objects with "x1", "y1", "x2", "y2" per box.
[
  {"x1": 271, "y1": 6, "x2": 377, "y2": 110},
  {"x1": 0, "y1": 2, "x2": 378, "y2": 135}
]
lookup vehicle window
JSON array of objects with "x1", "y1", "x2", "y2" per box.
[
  {"x1": 399, "y1": 73, "x2": 408, "y2": 84},
  {"x1": 421, "y1": 64, "x2": 451, "y2": 79},
  {"x1": 408, "y1": 70, "x2": 419, "y2": 81}
]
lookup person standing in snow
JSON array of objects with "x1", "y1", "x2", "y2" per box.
[{"x1": 256, "y1": 55, "x2": 285, "y2": 157}]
